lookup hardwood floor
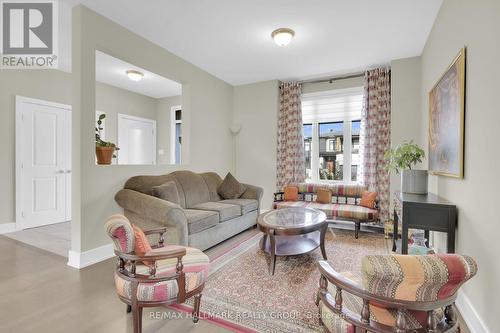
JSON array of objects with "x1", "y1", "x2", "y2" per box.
[
  {"x1": 3, "y1": 222, "x2": 71, "y2": 257},
  {"x1": 0, "y1": 227, "x2": 471, "y2": 333},
  {"x1": 0, "y1": 236, "x2": 231, "y2": 333}
]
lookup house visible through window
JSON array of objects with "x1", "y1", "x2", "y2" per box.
[{"x1": 301, "y1": 87, "x2": 363, "y2": 183}]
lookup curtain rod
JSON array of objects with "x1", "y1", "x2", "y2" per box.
[{"x1": 298, "y1": 72, "x2": 365, "y2": 85}]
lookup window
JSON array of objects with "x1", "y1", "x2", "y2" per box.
[
  {"x1": 303, "y1": 124, "x2": 312, "y2": 180},
  {"x1": 301, "y1": 87, "x2": 363, "y2": 183},
  {"x1": 170, "y1": 106, "x2": 182, "y2": 164}
]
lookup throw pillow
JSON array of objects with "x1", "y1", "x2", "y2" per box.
[
  {"x1": 316, "y1": 188, "x2": 332, "y2": 204},
  {"x1": 360, "y1": 191, "x2": 377, "y2": 209},
  {"x1": 283, "y1": 186, "x2": 299, "y2": 201},
  {"x1": 152, "y1": 181, "x2": 180, "y2": 205},
  {"x1": 217, "y1": 172, "x2": 246, "y2": 199},
  {"x1": 132, "y1": 224, "x2": 153, "y2": 266}
]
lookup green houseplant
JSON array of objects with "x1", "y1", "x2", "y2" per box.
[
  {"x1": 95, "y1": 114, "x2": 119, "y2": 165},
  {"x1": 385, "y1": 141, "x2": 428, "y2": 194}
]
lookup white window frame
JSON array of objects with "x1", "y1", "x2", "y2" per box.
[
  {"x1": 170, "y1": 105, "x2": 182, "y2": 164},
  {"x1": 301, "y1": 87, "x2": 363, "y2": 184}
]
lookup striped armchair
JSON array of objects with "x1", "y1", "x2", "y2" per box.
[
  {"x1": 105, "y1": 214, "x2": 210, "y2": 333},
  {"x1": 316, "y1": 254, "x2": 477, "y2": 333}
]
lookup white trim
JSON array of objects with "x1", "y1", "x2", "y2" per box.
[
  {"x1": 170, "y1": 105, "x2": 182, "y2": 164},
  {"x1": 67, "y1": 243, "x2": 115, "y2": 269},
  {"x1": 15, "y1": 96, "x2": 72, "y2": 231},
  {"x1": 0, "y1": 223, "x2": 16, "y2": 235},
  {"x1": 456, "y1": 290, "x2": 490, "y2": 333}
]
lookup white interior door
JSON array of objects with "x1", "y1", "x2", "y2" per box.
[
  {"x1": 118, "y1": 114, "x2": 156, "y2": 165},
  {"x1": 16, "y1": 97, "x2": 71, "y2": 229}
]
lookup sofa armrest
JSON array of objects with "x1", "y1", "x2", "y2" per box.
[{"x1": 115, "y1": 189, "x2": 189, "y2": 245}]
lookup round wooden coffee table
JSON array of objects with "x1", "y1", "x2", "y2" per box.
[{"x1": 257, "y1": 207, "x2": 328, "y2": 275}]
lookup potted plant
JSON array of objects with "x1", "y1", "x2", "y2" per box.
[
  {"x1": 95, "y1": 114, "x2": 119, "y2": 165},
  {"x1": 385, "y1": 141, "x2": 427, "y2": 194}
]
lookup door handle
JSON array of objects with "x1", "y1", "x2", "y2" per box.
[
  {"x1": 66, "y1": 170, "x2": 72, "y2": 174},
  {"x1": 56, "y1": 170, "x2": 65, "y2": 174}
]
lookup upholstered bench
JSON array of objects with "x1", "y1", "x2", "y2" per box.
[{"x1": 273, "y1": 183, "x2": 379, "y2": 238}]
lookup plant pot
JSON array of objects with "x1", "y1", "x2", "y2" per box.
[
  {"x1": 401, "y1": 169, "x2": 428, "y2": 194},
  {"x1": 96, "y1": 147, "x2": 115, "y2": 165}
]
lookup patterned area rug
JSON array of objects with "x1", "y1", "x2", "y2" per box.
[{"x1": 179, "y1": 228, "x2": 389, "y2": 333}]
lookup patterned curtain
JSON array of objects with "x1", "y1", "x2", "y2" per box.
[
  {"x1": 359, "y1": 68, "x2": 391, "y2": 224},
  {"x1": 276, "y1": 82, "x2": 306, "y2": 190}
]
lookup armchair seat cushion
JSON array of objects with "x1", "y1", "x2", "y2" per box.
[
  {"x1": 319, "y1": 271, "x2": 441, "y2": 331},
  {"x1": 184, "y1": 209, "x2": 219, "y2": 234},
  {"x1": 115, "y1": 246, "x2": 210, "y2": 302},
  {"x1": 219, "y1": 199, "x2": 258, "y2": 215},
  {"x1": 191, "y1": 202, "x2": 241, "y2": 222},
  {"x1": 275, "y1": 201, "x2": 378, "y2": 221}
]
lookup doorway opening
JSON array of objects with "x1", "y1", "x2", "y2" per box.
[{"x1": 10, "y1": 96, "x2": 72, "y2": 257}]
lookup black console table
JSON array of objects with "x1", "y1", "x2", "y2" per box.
[{"x1": 393, "y1": 191, "x2": 457, "y2": 254}]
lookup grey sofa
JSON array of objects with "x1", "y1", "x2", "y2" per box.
[{"x1": 115, "y1": 170, "x2": 263, "y2": 251}]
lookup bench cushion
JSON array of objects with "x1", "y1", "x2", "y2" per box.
[
  {"x1": 219, "y1": 199, "x2": 258, "y2": 215},
  {"x1": 184, "y1": 209, "x2": 219, "y2": 234},
  {"x1": 191, "y1": 202, "x2": 241, "y2": 222},
  {"x1": 275, "y1": 201, "x2": 378, "y2": 221},
  {"x1": 290, "y1": 183, "x2": 367, "y2": 197}
]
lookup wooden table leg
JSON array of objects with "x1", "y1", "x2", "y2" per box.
[
  {"x1": 320, "y1": 223, "x2": 328, "y2": 260},
  {"x1": 269, "y1": 230, "x2": 276, "y2": 275}
]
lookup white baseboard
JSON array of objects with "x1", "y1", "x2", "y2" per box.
[
  {"x1": 456, "y1": 290, "x2": 490, "y2": 333},
  {"x1": 0, "y1": 223, "x2": 16, "y2": 234},
  {"x1": 67, "y1": 243, "x2": 114, "y2": 269}
]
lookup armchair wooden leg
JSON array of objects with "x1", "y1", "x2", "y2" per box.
[
  {"x1": 355, "y1": 222, "x2": 360, "y2": 239},
  {"x1": 126, "y1": 305, "x2": 132, "y2": 314},
  {"x1": 192, "y1": 293, "x2": 202, "y2": 323},
  {"x1": 132, "y1": 306, "x2": 143, "y2": 333}
]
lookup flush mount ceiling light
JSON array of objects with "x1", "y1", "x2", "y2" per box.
[
  {"x1": 271, "y1": 28, "x2": 295, "y2": 47},
  {"x1": 126, "y1": 69, "x2": 144, "y2": 81}
]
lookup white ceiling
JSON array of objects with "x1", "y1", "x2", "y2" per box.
[
  {"x1": 61, "y1": 0, "x2": 442, "y2": 85},
  {"x1": 95, "y1": 51, "x2": 182, "y2": 99}
]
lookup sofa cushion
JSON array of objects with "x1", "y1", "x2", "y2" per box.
[
  {"x1": 219, "y1": 199, "x2": 258, "y2": 215},
  {"x1": 183, "y1": 209, "x2": 219, "y2": 234},
  {"x1": 217, "y1": 172, "x2": 246, "y2": 199},
  {"x1": 274, "y1": 201, "x2": 378, "y2": 221},
  {"x1": 151, "y1": 181, "x2": 181, "y2": 205},
  {"x1": 191, "y1": 202, "x2": 241, "y2": 222}
]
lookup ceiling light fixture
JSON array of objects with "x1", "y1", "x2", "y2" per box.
[
  {"x1": 271, "y1": 28, "x2": 295, "y2": 47},
  {"x1": 126, "y1": 70, "x2": 144, "y2": 81}
]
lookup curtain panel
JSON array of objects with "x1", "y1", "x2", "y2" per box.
[
  {"x1": 359, "y1": 68, "x2": 391, "y2": 224},
  {"x1": 276, "y1": 82, "x2": 306, "y2": 190}
]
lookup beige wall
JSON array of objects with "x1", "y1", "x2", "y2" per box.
[
  {"x1": 419, "y1": 0, "x2": 499, "y2": 331},
  {"x1": 0, "y1": 70, "x2": 72, "y2": 225},
  {"x1": 72, "y1": 5, "x2": 234, "y2": 252},
  {"x1": 95, "y1": 82, "x2": 158, "y2": 149},
  {"x1": 233, "y1": 80, "x2": 279, "y2": 208},
  {"x1": 156, "y1": 95, "x2": 182, "y2": 165},
  {"x1": 389, "y1": 57, "x2": 424, "y2": 207},
  {"x1": 0, "y1": 70, "x2": 176, "y2": 225}
]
